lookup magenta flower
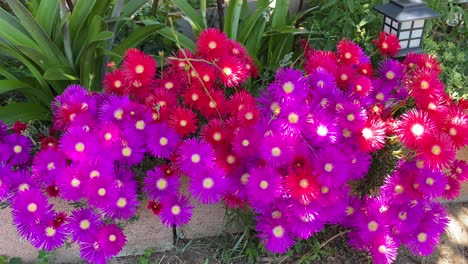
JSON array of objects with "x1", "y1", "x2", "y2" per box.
[
  {"x1": 83, "y1": 176, "x2": 119, "y2": 208},
  {"x1": 96, "y1": 224, "x2": 127, "y2": 256},
  {"x1": 32, "y1": 149, "x2": 67, "y2": 186},
  {"x1": 175, "y1": 139, "x2": 216, "y2": 177},
  {"x1": 30, "y1": 219, "x2": 67, "y2": 251},
  {"x1": 65, "y1": 208, "x2": 103, "y2": 242},
  {"x1": 313, "y1": 146, "x2": 351, "y2": 188},
  {"x1": 0, "y1": 134, "x2": 32, "y2": 165},
  {"x1": 59, "y1": 126, "x2": 98, "y2": 161},
  {"x1": 102, "y1": 185, "x2": 139, "y2": 220},
  {"x1": 259, "y1": 134, "x2": 294, "y2": 169},
  {"x1": 11, "y1": 189, "x2": 52, "y2": 225},
  {"x1": 56, "y1": 167, "x2": 85, "y2": 202},
  {"x1": 159, "y1": 194, "x2": 194, "y2": 227},
  {"x1": 143, "y1": 167, "x2": 180, "y2": 200},
  {"x1": 146, "y1": 123, "x2": 181, "y2": 159},
  {"x1": 256, "y1": 218, "x2": 294, "y2": 254},
  {"x1": 247, "y1": 166, "x2": 282, "y2": 207},
  {"x1": 189, "y1": 167, "x2": 227, "y2": 204}
]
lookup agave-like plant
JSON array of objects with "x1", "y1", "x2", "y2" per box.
[{"x1": 0, "y1": 0, "x2": 163, "y2": 123}]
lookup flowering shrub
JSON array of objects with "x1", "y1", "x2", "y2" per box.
[
  {"x1": 0, "y1": 28, "x2": 467, "y2": 264},
  {"x1": 0, "y1": 28, "x2": 257, "y2": 263}
]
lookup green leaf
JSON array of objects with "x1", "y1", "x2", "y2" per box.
[
  {"x1": 35, "y1": 0, "x2": 60, "y2": 35},
  {"x1": 0, "y1": 8, "x2": 40, "y2": 50},
  {"x1": 75, "y1": 16, "x2": 110, "y2": 67},
  {"x1": 230, "y1": 0, "x2": 243, "y2": 40},
  {"x1": 156, "y1": 26, "x2": 196, "y2": 52},
  {"x1": 0, "y1": 103, "x2": 50, "y2": 124},
  {"x1": 5, "y1": 0, "x2": 68, "y2": 65},
  {"x1": 223, "y1": 0, "x2": 236, "y2": 37},
  {"x1": 238, "y1": 1, "x2": 269, "y2": 43},
  {"x1": 264, "y1": 26, "x2": 311, "y2": 36},
  {"x1": 122, "y1": 0, "x2": 149, "y2": 17},
  {"x1": 172, "y1": 0, "x2": 205, "y2": 35},
  {"x1": 111, "y1": 24, "x2": 164, "y2": 63},
  {"x1": 0, "y1": 79, "x2": 29, "y2": 94},
  {"x1": 43, "y1": 66, "x2": 79, "y2": 81},
  {"x1": 69, "y1": 0, "x2": 96, "y2": 50}
]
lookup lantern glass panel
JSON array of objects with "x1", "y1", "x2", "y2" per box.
[
  {"x1": 414, "y1": 19, "x2": 425, "y2": 28},
  {"x1": 390, "y1": 28, "x2": 397, "y2": 34},
  {"x1": 401, "y1": 21, "x2": 412, "y2": 30},
  {"x1": 384, "y1": 25, "x2": 391, "y2": 33},
  {"x1": 392, "y1": 20, "x2": 399, "y2": 28},
  {"x1": 409, "y1": 39, "x2": 420, "y2": 48},
  {"x1": 400, "y1": 40, "x2": 408, "y2": 48},
  {"x1": 400, "y1": 31, "x2": 410, "y2": 39},
  {"x1": 412, "y1": 29, "x2": 423, "y2": 38},
  {"x1": 385, "y1": 17, "x2": 392, "y2": 24}
]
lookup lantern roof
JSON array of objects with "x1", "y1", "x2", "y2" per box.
[{"x1": 374, "y1": 0, "x2": 440, "y2": 22}]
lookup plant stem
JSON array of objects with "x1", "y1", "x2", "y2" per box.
[
  {"x1": 200, "y1": 0, "x2": 207, "y2": 28},
  {"x1": 231, "y1": 0, "x2": 243, "y2": 40},
  {"x1": 216, "y1": 0, "x2": 224, "y2": 30},
  {"x1": 151, "y1": 0, "x2": 159, "y2": 17},
  {"x1": 59, "y1": 0, "x2": 74, "y2": 67},
  {"x1": 319, "y1": 229, "x2": 351, "y2": 249}
]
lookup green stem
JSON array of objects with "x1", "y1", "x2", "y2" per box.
[
  {"x1": 231, "y1": 0, "x2": 243, "y2": 40},
  {"x1": 59, "y1": 0, "x2": 74, "y2": 67},
  {"x1": 200, "y1": 0, "x2": 207, "y2": 28},
  {"x1": 151, "y1": 0, "x2": 159, "y2": 17}
]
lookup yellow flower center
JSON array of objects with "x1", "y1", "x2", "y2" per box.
[
  {"x1": 203, "y1": 75, "x2": 210, "y2": 82},
  {"x1": 426, "y1": 177, "x2": 435, "y2": 186},
  {"x1": 382, "y1": 42, "x2": 389, "y2": 49},
  {"x1": 271, "y1": 210, "x2": 282, "y2": 219},
  {"x1": 71, "y1": 178, "x2": 81, "y2": 187},
  {"x1": 45, "y1": 226, "x2": 56, "y2": 237},
  {"x1": 398, "y1": 211, "x2": 407, "y2": 221},
  {"x1": 288, "y1": 113, "x2": 299, "y2": 124},
  {"x1": 299, "y1": 179, "x2": 309, "y2": 188},
  {"x1": 156, "y1": 178, "x2": 168, "y2": 190},
  {"x1": 347, "y1": 114, "x2": 355, "y2": 121},
  {"x1": 362, "y1": 128, "x2": 373, "y2": 139},
  {"x1": 117, "y1": 198, "x2": 127, "y2": 208},
  {"x1": 165, "y1": 82, "x2": 174, "y2": 89},
  {"x1": 321, "y1": 186, "x2": 329, "y2": 194},
  {"x1": 271, "y1": 147, "x2": 281, "y2": 157},
  {"x1": 344, "y1": 52, "x2": 352, "y2": 59},
  {"x1": 417, "y1": 232, "x2": 427, "y2": 242},
  {"x1": 394, "y1": 185, "x2": 404, "y2": 194},
  {"x1": 159, "y1": 137, "x2": 168, "y2": 146},
  {"x1": 270, "y1": 102, "x2": 281, "y2": 116},
  {"x1": 431, "y1": 145, "x2": 441, "y2": 155},
  {"x1": 114, "y1": 109, "x2": 123, "y2": 120},
  {"x1": 421, "y1": 80, "x2": 429, "y2": 89},
  {"x1": 171, "y1": 205, "x2": 181, "y2": 215},
  {"x1": 386, "y1": 71, "x2": 395, "y2": 80},
  {"x1": 18, "y1": 183, "x2": 29, "y2": 192},
  {"x1": 342, "y1": 129, "x2": 352, "y2": 138},
  {"x1": 13, "y1": 145, "x2": 22, "y2": 154},
  {"x1": 356, "y1": 84, "x2": 362, "y2": 91},
  {"x1": 259, "y1": 180, "x2": 269, "y2": 190},
  {"x1": 227, "y1": 155, "x2": 235, "y2": 164},
  {"x1": 376, "y1": 92, "x2": 384, "y2": 101},
  {"x1": 98, "y1": 188, "x2": 106, "y2": 196},
  {"x1": 346, "y1": 206, "x2": 355, "y2": 216},
  {"x1": 90, "y1": 170, "x2": 100, "y2": 178},
  {"x1": 283, "y1": 81, "x2": 294, "y2": 94},
  {"x1": 449, "y1": 127, "x2": 457, "y2": 136},
  {"x1": 122, "y1": 147, "x2": 132, "y2": 157},
  {"x1": 180, "y1": 120, "x2": 187, "y2": 127},
  {"x1": 203, "y1": 178, "x2": 214, "y2": 189},
  {"x1": 213, "y1": 132, "x2": 222, "y2": 141},
  {"x1": 411, "y1": 124, "x2": 424, "y2": 137},
  {"x1": 135, "y1": 65, "x2": 144, "y2": 74},
  {"x1": 324, "y1": 163, "x2": 333, "y2": 172},
  {"x1": 191, "y1": 94, "x2": 199, "y2": 101},
  {"x1": 223, "y1": 67, "x2": 232, "y2": 76},
  {"x1": 191, "y1": 154, "x2": 201, "y2": 163},
  {"x1": 368, "y1": 220, "x2": 378, "y2": 232},
  {"x1": 109, "y1": 234, "x2": 117, "y2": 242},
  {"x1": 104, "y1": 132, "x2": 113, "y2": 141},
  {"x1": 341, "y1": 74, "x2": 348, "y2": 81},
  {"x1": 241, "y1": 139, "x2": 250, "y2": 147},
  {"x1": 80, "y1": 220, "x2": 90, "y2": 230},
  {"x1": 47, "y1": 162, "x2": 56, "y2": 170},
  {"x1": 75, "y1": 142, "x2": 85, "y2": 152},
  {"x1": 27, "y1": 203, "x2": 37, "y2": 212},
  {"x1": 272, "y1": 225, "x2": 285, "y2": 238},
  {"x1": 317, "y1": 80, "x2": 325, "y2": 88},
  {"x1": 135, "y1": 120, "x2": 145, "y2": 130},
  {"x1": 245, "y1": 112, "x2": 254, "y2": 120},
  {"x1": 208, "y1": 41, "x2": 217, "y2": 49},
  {"x1": 378, "y1": 245, "x2": 386, "y2": 253}
]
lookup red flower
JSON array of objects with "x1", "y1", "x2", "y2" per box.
[
  {"x1": 12, "y1": 121, "x2": 27, "y2": 135},
  {"x1": 168, "y1": 107, "x2": 198, "y2": 137},
  {"x1": 373, "y1": 32, "x2": 400, "y2": 57},
  {"x1": 145, "y1": 88, "x2": 178, "y2": 122},
  {"x1": 51, "y1": 212, "x2": 67, "y2": 228},
  {"x1": 349, "y1": 76, "x2": 373, "y2": 98},
  {"x1": 182, "y1": 85, "x2": 205, "y2": 109},
  {"x1": 285, "y1": 170, "x2": 320, "y2": 205},
  {"x1": 200, "y1": 119, "x2": 230, "y2": 148},
  {"x1": 228, "y1": 90, "x2": 257, "y2": 116},
  {"x1": 417, "y1": 54, "x2": 441, "y2": 75},
  {"x1": 196, "y1": 28, "x2": 229, "y2": 60},
  {"x1": 189, "y1": 62, "x2": 216, "y2": 89},
  {"x1": 122, "y1": 49, "x2": 157, "y2": 87},
  {"x1": 304, "y1": 50, "x2": 338, "y2": 74},
  {"x1": 417, "y1": 133, "x2": 456, "y2": 170},
  {"x1": 217, "y1": 56, "x2": 249, "y2": 87},
  {"x1": 40, "y1": 136, "x2": 58, "y2": 150},
  {"x1": 197, "y1": 89, "x2": 228, "y2": 119},
  {"x1": 147, "y1": 200, "x2": 163, "y2": 215},
  {"x1": 103, "y1": 70, "x2": 127, "y2": 96},
  {"x1": 357, "y1": 63, "x2": 374, "y2": 77},
  {"x1": 45, "y1": 184, "x2": 60, "y2": 197},
  {"x1": 358, "y1": 118, "x2": 387, "y2": 152},
  {"x1": 337, "y1": 39, "x2": 362, "y2": 65}
]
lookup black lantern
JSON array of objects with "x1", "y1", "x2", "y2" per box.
[{"x1": 374, "y1": 0, "x2": 440, "y2": 56}]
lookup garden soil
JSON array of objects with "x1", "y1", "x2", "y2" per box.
[{"x1": 112, "y1": 201, "x2": 467, "y2": 264}]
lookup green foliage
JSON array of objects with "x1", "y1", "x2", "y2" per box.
[
  {"x1": 423, "y1": 37, "x2": 468, "y2": 100},
  {"x1": 35, "y1": 250, "x2": 54, "y2": 264},
  {"x1": 0, "y1": 256, "x2": 22, "y2": 264},
  {"x1": 139, "y1": 248, "x2": 154, "y2": 264},
  {"x1": 0, "y1": 0, "x2": 158, "y2": 123},
  {"x1": 426, "y1": 0, "x2": 468, "y2": 39},
  {"x1": 302, "y1": 0, "x2": 384, "y2": 52}
]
